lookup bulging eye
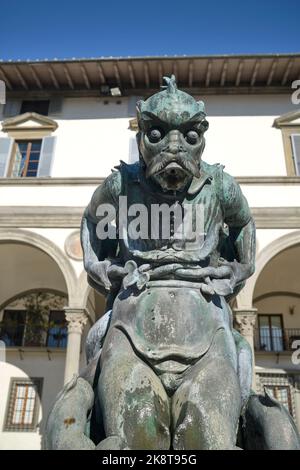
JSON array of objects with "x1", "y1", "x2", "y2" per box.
[
  {"x1": 147, "y1": 128, "x2": 163, "y2": 143},
  {"x1": 185, "y1": 130, "x2": 199, "y2": 145}
]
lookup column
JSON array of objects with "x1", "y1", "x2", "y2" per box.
[
  {"x1": 234, "y1": 308, "x2": 257, "y2": 390},
  {"x1": 294, "y1": 385, "x2": 300, "y2": 432},
  {"x1": 64, "y1": 308, "x2": 88, "y2": 384}
]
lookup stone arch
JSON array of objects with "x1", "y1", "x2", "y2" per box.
[
  {"x1": 78, "y1": 269, "x2": 90, "y2": 308},
  {"x1": 0, "y1": 228, "x2": 78, "y2": 305},
  {"x1": 236, "y1": 230, "x2": 300, "y2": 308},
  {"x1": 0, "y1": 288, "x2": 67, "y2": 312}
]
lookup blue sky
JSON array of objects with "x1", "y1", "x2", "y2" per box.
[{"x1": 0, "y1": 0, "x2": 299, "y2": 60}]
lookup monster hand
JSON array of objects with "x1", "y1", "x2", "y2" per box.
[
  {"x1": 122, "y1": 260, "x2": 151, "y2": 290},
  {"x1": 88, "y1": 259, "x2": 127, "y2": 292},
  {"x1": 218, "y1": 258, "x2": 252, "y2": 289},
  {"x1": 174, "y1": 265, "x2": 234, "y2": 296}
]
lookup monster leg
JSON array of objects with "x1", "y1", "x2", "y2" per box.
[
  {"x1": 172, "y1": 328, "x2": 241, "y2": 450},
  {"x1": 96, "y1": 327, "x2": 171, "y2": 450}
]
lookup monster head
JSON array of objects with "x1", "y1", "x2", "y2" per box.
[{"x1": 136, "y1": 75, "x2": 209, "y2": 192}]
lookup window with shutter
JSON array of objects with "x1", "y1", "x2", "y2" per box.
[
  {"x1": 1, "y1": 112, "x2": 58, "y2": 178},
  {"x1": 4, "y1": 137, "x2": 56, "y2": 178},
  {"x1": 10, "y1": 140, "x2": 42, "y2": 177},
  {"x1": 291, "y1": 134, "x2": 300, "y2": 176},
  {"x1": 273, "y1": 111, "x2": 300, "y2": 176}
]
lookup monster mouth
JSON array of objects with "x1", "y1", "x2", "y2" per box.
[
  {"x1": 146, "y1": 152, "x2": 200, "y2": 180},
  {"x1": 156, "y1": 162, "x2": 190, "y2": 177},
  {"x1": 155, "y1": 162, "x2": 191, "y2": 191}
]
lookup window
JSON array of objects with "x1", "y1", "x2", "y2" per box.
[
  {"x1": 20, "y1": 100, "x2": 50, "y2": 116},
  {"x1": 0, "y1": 309, "x2": 67, "y2": 348},
  {"x1": 4, "y1": 378, "x2": 43, "y2": 431},
  {"x1": 264, "y1": 385, "x2": 293, "y2": 415},
  {"x1": 4, "y1": 98, "x2": 63, "y2": 118},
  {"x1": 0, "y1": 112, "x2": 58, "y2": 177},
  {"x1": 46, "y1": 311, "x2": 67, "y2": 348},
  {"x1": 10, "y1": 140, "x2": 42, "y2": 177},
  {"x1": 257, "y1": 373, "x2": 298, "y2": 419},
  {"x1": 0, "y1": 310, "x2": 25, "y2": 346},
  {"x1": 258, "y1": 314, "x2": 284, "y2": 351},
  {"x1": 273, "y1": 111, "x2": 300, "y2": 176}
]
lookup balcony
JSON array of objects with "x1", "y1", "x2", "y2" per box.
[{"x1": 254, "y1": 328, "x2": 300, "y2": 352}]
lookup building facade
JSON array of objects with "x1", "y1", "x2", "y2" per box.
[{"x1": 0, "y1": 54, "x2": 300, "y2": 449}]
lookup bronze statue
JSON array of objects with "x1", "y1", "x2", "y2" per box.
[{"x1": 44, "y1": 77, "x2": 300, "y2": 450}]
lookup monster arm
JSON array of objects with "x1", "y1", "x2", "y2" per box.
[
  {"x1": 225, "y1": 217, "x2": 256, "y2": 282},
  {"x1": 219, "y1": 172, "x2": 256, "y2": 288},
  {"x1": 81, "y1": 211, "x2": 111, "y2": 294},
  {"x1": 81, "y1": 171, "x2": 122, "y2": 294}
]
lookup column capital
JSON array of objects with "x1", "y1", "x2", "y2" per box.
[
  {"x1": 233, "y1": 308, "x2": 257, "y2": 336},
  {"x1": 65, "y1": 307, "x2": 89, "y2": 334}
]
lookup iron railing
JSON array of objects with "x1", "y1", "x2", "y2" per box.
[
  {"x1": 254, "y1": 328, "x2": 300, "y2": 352},
  {"x1": 0, "y1": 323, "x2": 67, "y2": 348}
]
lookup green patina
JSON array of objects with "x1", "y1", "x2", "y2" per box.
[
  {"x1": 45, "y1": 76, "x2": 300, "y2": 451},
  {"x1": 137, "y1": 75, "x2": 206, "y2": 129}
]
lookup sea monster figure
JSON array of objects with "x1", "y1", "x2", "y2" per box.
[{"x1": 45, "y1": 76, "x2": 300, "y2": 450}]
